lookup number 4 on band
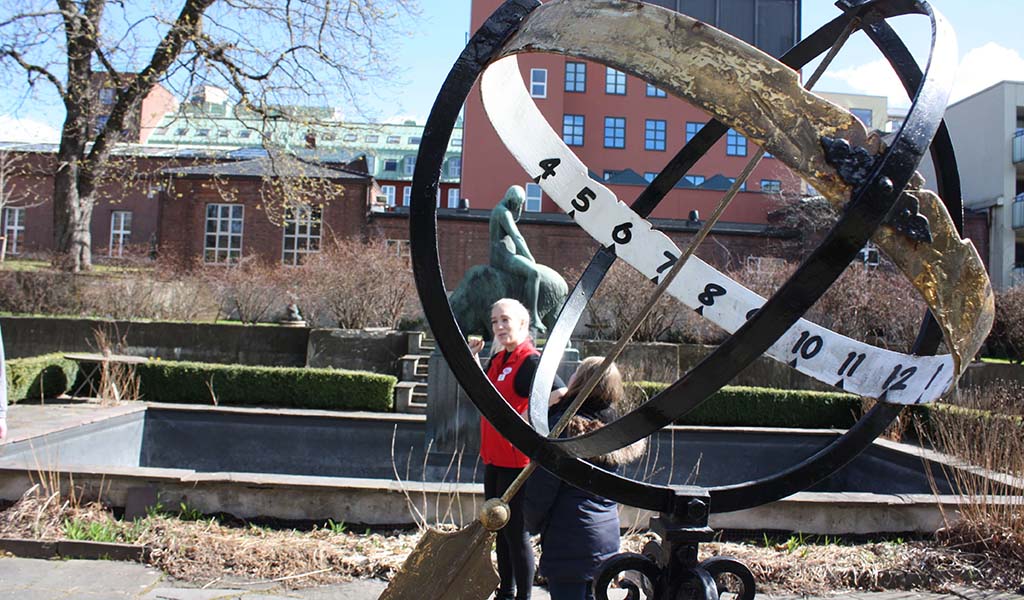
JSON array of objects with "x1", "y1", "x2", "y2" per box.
[{"x1": 534, "y1": 158, "x2": 561, "y2": 182}]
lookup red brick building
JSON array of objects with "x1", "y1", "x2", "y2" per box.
[{"x1": 462, "y1": 0, "x2": 804, "y2": 223}]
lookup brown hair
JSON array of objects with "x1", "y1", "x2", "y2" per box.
[{"x1": 563, "y1": 356, "x2": 625, "y2": 413}]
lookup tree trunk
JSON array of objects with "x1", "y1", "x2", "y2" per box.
[{"x1": 52, "y1": 157, "x2": 93, "y2": 272}]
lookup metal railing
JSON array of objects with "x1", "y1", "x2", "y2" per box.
[
  {"x1": 1014, "y1": 129, "x2": 1024, "y2": 164},
  {"x1": 1014, "y1": 194, "x2": 1024, "y2": 229}
]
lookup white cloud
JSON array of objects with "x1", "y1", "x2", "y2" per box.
[
  {"x1": 824, "y1": 58, "x2": 913, "y2": 107},
  {"x1": 822, "y1": 42, "x2": 1024, "y2": 108},
  {"x1": 0, "y1": 115, "x2": 59, "y2": 143},
  {"x1": 951, "y1": 42, "x2": 1024, "y2": 103}
]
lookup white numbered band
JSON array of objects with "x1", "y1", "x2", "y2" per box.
[{"x1": 480, "y1": 56, "x2": 954, "y2": 405}]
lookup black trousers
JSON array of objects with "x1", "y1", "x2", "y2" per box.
[{"x1": 484, "y1": 464, "x2": 535, "y2": 600}]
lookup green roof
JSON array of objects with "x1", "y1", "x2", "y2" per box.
[{"x1": 146, "y1": 108, "x2": 463, "y2": 183}]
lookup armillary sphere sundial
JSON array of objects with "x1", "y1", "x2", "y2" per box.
[{"x1": 384, "y1": 1, "x2": 995, "y2": 599}]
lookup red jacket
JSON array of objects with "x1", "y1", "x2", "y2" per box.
[{"x1": 480, "y1": 339, "x2": 537, "y2": 468}]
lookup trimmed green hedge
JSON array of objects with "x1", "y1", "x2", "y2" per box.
[
  {"x1": 135, "y1": 360, "x2": 396, "y2": 412},
  {"x1": 628, "y1": 382, "x2": 862, "y2": 428},
  {"x1": 5, "y1": 353, "x2": 80, "y2": 403}
]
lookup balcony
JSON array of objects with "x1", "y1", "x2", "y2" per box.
[
  {"x1": 1015, "y1": 129, "x2": 1024, "y2": 164},
  {"x1": 1015, "y1": 194, "x2": 1024, "y2": 229}
]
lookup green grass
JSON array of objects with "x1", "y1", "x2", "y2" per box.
[{"x1": 980, "y1": 356, "x2": 1018, "y2": 365}]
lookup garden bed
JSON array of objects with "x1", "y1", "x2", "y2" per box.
[{"x1": 0, "y1": 485, "x2": 1020, "y2": 593}]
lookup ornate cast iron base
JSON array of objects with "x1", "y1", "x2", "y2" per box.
[{"x1": 595, "y1": 495, "x2": 755, "y2": 600}]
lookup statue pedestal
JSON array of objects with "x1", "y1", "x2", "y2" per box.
[{"x1": 424, "y1": 345, "x2": 580, "y2": 480}]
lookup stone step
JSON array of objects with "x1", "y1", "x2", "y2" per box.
[
  {"x1": 394, "y1": 381, "x2": 427, "y2": 414},
  {"x1": 406, "y1": 331, "x2": 436, "y2": 355}
]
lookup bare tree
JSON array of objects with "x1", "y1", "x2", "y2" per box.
[
  {"x1": 0, "y1": 0, "x2": 416, "y2": 271},
  {"x1": 0, "y1": 146, "x2": 46, "y2": 258}
]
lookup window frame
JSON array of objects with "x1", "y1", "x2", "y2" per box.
[
  {"x1": 403, "y1": 156, "x2": 416, "y2": 176},
  {"x1": 3, "y1": 206, "x2": 26, "y2": 255},
  {"x1": 604, "y1": 116, "x2": 626, "y2": 149},
  {"x1": 645, "y1": 119, "x2": 666, "y2": 151},
  {"x1": 109, "y1": 210, "x2": 132, "y2": 257},
  {"x1": 448, "y1": 157, "x2": 462, "y2": 178},
  {"x1": 605, "y1": 67, "x2": 626, "y2": 95},
  {"x1": 447, "y1": 188, "x2": 461, "y2": 209},
  {"x1": 530, "y1": 68, "x2": 548, "y2": 98},
  {"x1": 565, "y1": 61, "x2": 586, "y2": 93},
  {"x1": 726, "y1": 128, "x2": 748, "y2": 156},
  {"x1": 402, "y1": 186, "x2": 412, "y2": 206},
  {"x1": 562, "y1": 114, "x2": 585, "y2": 147},
  {"x1": 381, "y1": 185, "x2": 397, "y2": 207},
  {"x1": 760, "y1": 179, "x2": 782, "y2": 193},
  {"x1": 203, "y1": 203, "x2": 244, "y2": 264},
  {"x1": 686, "y1": 121, "x2": 705, "y2": 143},
  {"x1": 524, "y1": 183, "x2": 543, "y2": 212},
  {"x1": 281, "y1": 204, "x2": 322, "y2": 266},
  {"x1": 646, "y1": 83, "x2": 667, "y2": 98}
]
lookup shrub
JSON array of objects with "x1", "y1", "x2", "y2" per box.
[
  {"x1": 5, "y1": 353, "x2": 79, "y2": 403},
  {"x1": 295, "y1": 238, "x2": 417, "y2": 329},
  {"x1": 134, "y1": 360, "x2": 396, "y2": 411},
  {"x1": 627, "y1": 382, "x2": 861, "y2": 428},
  {"x1": 987, "y1": 285, "x2": 1024, "y2": 362},
  {"x1": 205, "y1": 258, "x2": 288, "y2": 324},
  {"x1": 0, "y1": 271, "x2": 87, "y2": 316}
]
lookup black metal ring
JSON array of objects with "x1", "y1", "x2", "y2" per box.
[{"x1": 410, "y1": 0, "x2": 958, "y2": 515}]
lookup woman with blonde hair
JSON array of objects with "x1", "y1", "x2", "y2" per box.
[
  {"x1": 524, "y1": 357, "x2": 644, "y2": 600},
  {"x1": 469, "y1": 297, "x2": 566, "y2": 600}
]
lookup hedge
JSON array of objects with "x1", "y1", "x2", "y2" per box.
[
  {"x1": 5, "y1": 353, "x2": 80, "y2": 403},
  {"x1": 134, "y1": 360, "x2": 396, "y2": 412},
  {"x1": 628, "y1": 382, "x2": 862, "y2": 428}
]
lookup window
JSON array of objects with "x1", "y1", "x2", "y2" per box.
[
  {"x1": 322, "y1": 132, "x2": 337, "y2": 141},
  {"x1": 644, "y1": 172, "x2": 657, "y2": 183},
  {"x1": 726, "y1": 177, "x2": 747, "y2": 191},
  {"x1": 218, "y1": 129, "x2": 230, "y2": 138},
  {"x1": 684, "y1": 174, "x2": 705, "y2": 186},
  {"x1": 604, "y1": 117, "x2": 625, "y2": 148},
  {"x1": 447, "y1": 188, "x2": 461, "y2": 208},
  {"x1": 646, "y1": 83, "x2": 667, "y2": 97},
  {"x1": 858, "y1": 242, "x2": 880, "y2": 268},
  {"x1": 565, "y1": 62, "x2": 586, "y2": 92},
  {"x1": 383, "y1": 159, "x2": 399, "y2": 172},
  {"x1": 175, "y1": 128, "x2": 189, "y2": 136},
  {"x1": 685, "y1": 121, "x2": 705, "y2": 143},
  {"x1": 238, "y1": 130, "x2": 252, "y2": 139},
  {"x1": 281, "y1": 205, "x2": 322, "y2": 266},
  {"x1": 365, "y1": 135, "x2": 379, "y2": 143},
  {"x1": 530, "y1": 68, "x2": 548, "y2": 98},
  {"x1": 448, "y1": 157, "x2": 462, "y2": 178},
  {"x1": 563, "y1": 114, "x2": 585, "y2": 146},
  {"x1": 605, "y1": 67, "x2": 626, "y2": 95},
  {"x1": 851, "y1": 108, "x2": 874, "y2": 128},
  {"x1": 403, "y1": 156, "x2": 416, "y2": 176},
  {"x1": 408, "y1": 136, "x2": 422, "y2": 144},
  {"x1": 99, "y1": 87, "x2": 116, "y2": 105},
  {"x1": 726, "y1": 128, "x2": 747, "y2": 156},
  {"x1": 452, "y1": 138, "x2": 462, "y2": 147},
  {"x1": 196, "y1": 128, "x2": 210, "y2": 137},
  {"x1": 402, "y1": 186, "x2": 412, "y2": 206},
  {"x1": 381, "y1": 185, "x2": 397, "y2": 207},
  {"x1": 386, "y1": 239, "x2": 410, "y2": 257},
  {"x1": 343, "y1": 133, "x2": 358, "y2": 142},
  {"x1": 645, "y1": 119, "x2": 666, "y2": 151},
  {"x1": 387, "y1": 135, "x2": 401, "y2": 144},
  {"x1": 760, "y1": 179, "x2": 782, "y2": 193},
  {"x1": 3, "y1": 207, "x2": 25, "y2": 255},
  {"x1": 603, "y1": 170, "x2": 619, "y2": 181},
  {"x1": 204, "y1": 204, "x2": 243, "y2": 264},
  {"x1": 525, "y1": 183, "x2": 542, "y2": 212},
  {"x1": 109, "y1": 211, "x2": 132, "y2": 257}
]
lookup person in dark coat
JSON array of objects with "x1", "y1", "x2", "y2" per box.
[{"x1": 524, "y1": 357, "x2": 645, "y2": 600}]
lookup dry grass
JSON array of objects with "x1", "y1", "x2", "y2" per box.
[
  {"x1": 1, "y1": 482, "x2": 1020, "y2": 592},
  {"x1": 919, "y1": 382, "x2": 1024, "y2": 587}
]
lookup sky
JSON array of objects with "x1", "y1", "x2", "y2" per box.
[{"x1": 2, "y1": 0, "x2": 1023, "y2": 143}]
